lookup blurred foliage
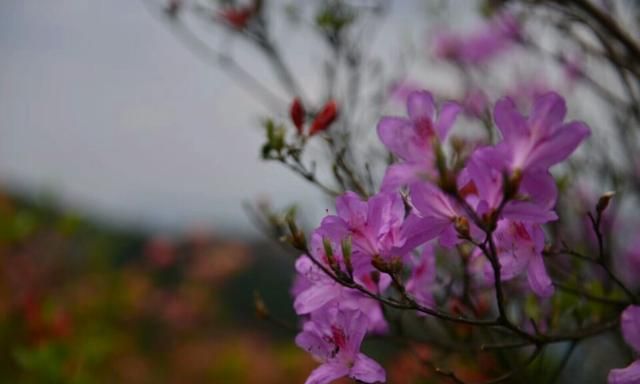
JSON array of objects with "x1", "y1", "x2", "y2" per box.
[{"x1": 0, "y1": 189, "x2": 318, "y2": 384}]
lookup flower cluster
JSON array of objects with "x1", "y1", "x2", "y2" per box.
[{"x1": 292, "y1": 90, "x2": 591, "y2": 383}]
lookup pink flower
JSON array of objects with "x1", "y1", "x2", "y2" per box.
[
  {"x1": 432, "y1": 12, "x2": 520, "y2": 65},
  {"x1": 292, "y1": 232, "x2": 389, "y2": 333},
  {"x1": 405, "y1": 245, "x2": 437, "y2": 308},
  {"x1": 461, "y1": 148, "x2": 559, "y2": 224},
  {"x1": 608, "y1": 306, "x2": 640, "y2": 384},
  {"x1": 292, "y1": 256, "x2": 387, "y2": 332},
  {"x1": 377, "y1": 90, "x2": 461, "y2": 191},
  {"x1": 296, "y1": 307, "x2": 386, "y2": 384},
  {"x1": 487, "y1": 221, "x2": 554, "y2": 298},
  {"x1": 318, "y1": 191, "x2": 407, "y2": 265},
  {"x1": 489, "y1": 92, "x2": 590, "y2": 174},
  {"x1": 401, "y1": 181, "x2": 482, "y2": 251}
]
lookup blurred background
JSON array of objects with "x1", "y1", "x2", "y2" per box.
[{"x1": 0, "y1": 0, "x2": 439, "y2": 382}]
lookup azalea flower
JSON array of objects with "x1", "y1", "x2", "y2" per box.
[
  {"x1": 432, "y1": 11, "x2": 520, "y2": 65},
  {"x1": 486, "y1": 221, "x2": 554, "y2": 298},
  {"x1": 405, "y1": 245, "x2": 437, "y2": 308},
  {"x1": 317, "y1": 191, "x2": 407, "y2": 265},
  {"x1": 292, "y1": 231, "x2": 389, "y2": 333},
  {"x1": 489, "y1": 92, "x2": 590, "y2": 174},
  {"x1": 292, "y1": 255, "x2": 388, "y2": 334},
  {"x1": 377, "y1": 90, "x2": 461, "y2": 191},
  {"x1": 609, "y1": 306, "x2": 640, "y2": 384},
  {"x1": 461, "y1": 148, "x2": 559, "y2": 224},
  {"x1": 402, "y1": 181, "x2": 484, "y2": 251},
  {"x1": 296, "y1": 307, "x2": 386, "y2": 384}
]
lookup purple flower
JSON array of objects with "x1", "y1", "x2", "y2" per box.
[
  {"x1": 490, "y1": 92, "x2": 591, "y2": 174},
  {"x1": 292, "y1": 234, "x2": 389, "y2": 333},
  {"x1": 401, "y1": 181, "x2": 483, "y2": 251},
  {"x1": 318, "y1": 191, "x2": 407, "y2": 265},
  {"x1": 405, "y1": 245, "x2": 437, "y2": 308},
  {"x1": 296, "y1": 307, "x2": 386, "y2": 384},
  {"x1": 461, "y1": 148, "x2": 559, "y2": 224},
  {"x1": 377, "y1": 90, "x2": 461, "y2": 191},
  {"x1": 457, "y1": 150, "x2": 557, "y2": 297},
  {"x1": 432, "y1": 11, "x2": 520, "y2": 65},
  {"x1": 486, "y1": 221, "x2": 554, "y2": 298},
  {"x1": 609, "y1": 306, "x2": 640, "y2": 384}
]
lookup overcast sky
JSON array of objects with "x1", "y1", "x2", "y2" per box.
[{"x1": 0, "y1": 0, "x2": 451, "y2": 237}]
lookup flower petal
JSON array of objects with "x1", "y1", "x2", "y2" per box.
[
  {"x1": 621, "y1": 305, "x2": 640, "y2": 353},
  {"x1": 340, "y1": 309, "x2": 369, "y2": 353},
  {"x1": 526, "y1": 121, "x2": 590, "y2": 171},
  {"x1": 527, "y1": 253, "x2": 554, "y2": 298},
  {"x1": 294, "y1": 284, "x2": 341, "y2": 315},
  {"x1": 305, "y1": 362, "x2": 350, "y2": 384},
  {"x1": 407, "y1": 90, "x2": 435, "y2": 122},
  {"x1": 608, "y1": 360, "x2": 640, "y2": 384},
  {"x1": 366, "y1": 192, "x2": 403, "y2": 240},
  {"x1": 395, "y1": 213, "x2": 449, "y2": 256},
  {"x1": 494, "y1": 97, "x2": 527, "y2": 144},
  {"x1": 296, "y1": 328, "x2": 332, "y2": 361},
  {"x1": 377, "y1": 116, "x2": 414, "y2": 160},
  {"x1": 350, "y1": 353, "x2": 386, "y2": 383},
  {"x1": 502, "y1": 201, "x2": 558, "y2": 223},
  {"x1": 520, "y1": 171, "x2": 557, "y2": 211},
  {"x1": 410, "y1": 182, "x2": 459, "y2": 219},
  {"x1": 435, "y1": 101, "x2": 462, "y2": 139},
  {"x1": 380, "y1": 163, "x2": 432, "y2": 192},
  {"x1": 529, "y1": 91, "x2": 567, "y2": 135},
  {"x1": 335, "y1": 192, "x2": 367, "y2": 228}
]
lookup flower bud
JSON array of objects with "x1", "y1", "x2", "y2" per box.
[
  {"x1": 264, "y1": 119, "x2": 285, "y2": 153},
  {"x1": 254, "y1": 291, "x2": 269, "y2": 319},
  {"x1": 341, "y1": 236, "x2": 353, "y2": 276},
  {"x1": 433, "y1": 139, "x2": 448, "y2": 179},
  {"x1": 596, "y1": 191, "x2": 615, "y2": 215},
  {"x1": 290, "y1": 98, "x2": 305, "y2": 134},
  {"x1": 218, "y1": 6, "x2": 254, "y2": 30},
  {"x1": 323, "y1": 237, "x2": 339, "y2": 272},
  {"x1": 285, "y1": 214, "x2": 306, "y2": 251},
  {"x1": 309, "y1": 100, "x2": 338, "y2": 136}
]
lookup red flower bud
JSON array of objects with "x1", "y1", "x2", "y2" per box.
[
  {"x1": 290, "y1": 97, "x2": 305, "y2": 134},
  {"x1": 309, "y1": 100, "x2": 338, "y2": 136},
  {"x1": 218, "y1": 6, "x2": 253, "y2": 29}
]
